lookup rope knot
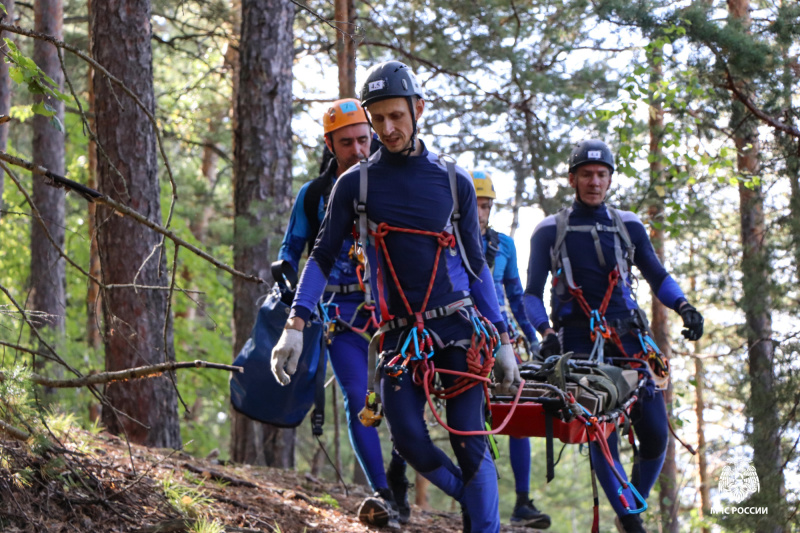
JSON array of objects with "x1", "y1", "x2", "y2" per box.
[{"x1": 437, "y1": 231, "x2": 456, "y2": 248}]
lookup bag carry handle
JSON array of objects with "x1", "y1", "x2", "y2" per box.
[{"x1": 271, "y1": 260, "x2": 298, "y2": 292}]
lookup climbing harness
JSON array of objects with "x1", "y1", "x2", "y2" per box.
[
  {"x1": 550, "y1": 206, "x2": 670, "y2": 388},
  {"x1": 353, "y1": 156, "x2": 524, "y2": 436}
]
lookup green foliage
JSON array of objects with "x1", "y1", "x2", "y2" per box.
[
  {"x1": 188, "y1": 517, "x2": 225, "y2": 533},
  {"x1": 3, "y1": 38, "x2": 70, "y2": 132},
  {"x1": 313, "y1": 493, "x2": 339, "y2": 508},
  {"x1": 161, "y1": 473, "x2": 215, "y2": 518}
]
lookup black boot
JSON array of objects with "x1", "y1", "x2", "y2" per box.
[
  {"x1": 357, "y1": 488, "x2": 400, "y2": 530},
  {"x1": 510, "y1": 492, "x2": 551, "y2": 529},
  {"x1": 386, "y1": 458, "x2": 411, "y2": 524}
]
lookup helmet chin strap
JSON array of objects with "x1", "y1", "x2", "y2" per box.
[{"x1": 397, "y1": 96, "x2": 417, "y2": 157}]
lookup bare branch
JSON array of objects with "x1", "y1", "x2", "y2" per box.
[
  {"x1": 0, "y1": 419, "x2": 30, "y2": 441},
  {"x1": 725, "y1": 72, "x2": 800, "y2": 138},
  {"x1": 0, "y1": 150, "x2": 265, "y2": 285},
  {"x1": 0, "y1": 360, "x2": 243, "y2": 389},
  {"x1": 0, "y1": 23, "x2": 179, "y2": 226}
]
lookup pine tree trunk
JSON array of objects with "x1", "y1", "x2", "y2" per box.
[
  {"x1": 647, "y1": 48, "x2": 679, "y2": 533},
  {"x1": 415, "y1": 472, "x2": 429, "y2": 509},
  {"x1": 335, "y1": 0, "x2": 355, "y2": 98},
  {"x1": 728, "y1": 1, "x2": 785, "y2": 530},
  {"x1": 92, "y1": 0, "x2": 180, "y2": 449},
  {"x1": 693, "y1": 349, "x2": 711, "y2": 533},
  {"x1": 0, "y1": 0, "x2": 13, "y2": 213},
  {"x1": 230, "y1": 0, "x2": 296, "y2": 467},
  {"x1": 30, "y1": 0, "x2": 66, "y2": 339},
  {"x1": 86, "y1": 0, "x2": 102, "y2": 350}
]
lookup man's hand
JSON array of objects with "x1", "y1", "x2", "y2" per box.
[
  {"x1": 494, "y1": 344, "x2": 522, "y2": 396},
  {"x1": 540, "y1": 332, "x2": 561, "y2": 358},
  {"x1": 679, "y1": 303, "x2": 704, "y2": 341},
  {"x1": 271, "y1": 329, "x2": 304, "y2": 385}
]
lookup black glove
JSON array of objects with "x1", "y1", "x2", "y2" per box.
[
  {"x1": 679, "y1": 303, "x2": 704, "y2": 341},
  {"x1": 540, "y1": 333, "x2": 561, "y2": 358}
]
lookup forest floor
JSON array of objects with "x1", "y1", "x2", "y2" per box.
[{"x1": 0, "y1": 428, "x2": 544, "y2": 533}]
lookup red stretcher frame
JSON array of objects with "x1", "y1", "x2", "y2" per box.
[{"x1": 489, "y1": 402, "x2": 618, "y2": 443}]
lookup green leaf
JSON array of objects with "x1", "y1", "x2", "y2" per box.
[
  {"x1": 7, "y1": 66, "x2": 23, "y2": 84},
  {"x1": 32, "y1": 102, "x2": 56, "y2": 117},
  {"x1": 50, "y1": 115, "x2": 64, "y2": 133}
]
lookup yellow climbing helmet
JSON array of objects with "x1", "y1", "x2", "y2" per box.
[
  {"x1": 323, "y1": 98, "x2": 369, "y2": 135},
  {"x1": 471, "y1": 170, "x2": 496, "y2": 199}
]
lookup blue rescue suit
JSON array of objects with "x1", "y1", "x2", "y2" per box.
[
  {"x1": 524, "y1": 201, "x2": 687, "y2": 519},
  {"x1": 278, "y1": 159, "x2": 399, "y2": 493},
  {"x1": 291, "y1": 142, "x2": 508, "y2": 533},
  {"x1": 482, "y1": 230, "x2": 537, "y2": 495}
]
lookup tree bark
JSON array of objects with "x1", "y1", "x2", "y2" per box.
[
  {"x1": 229, "y1": 0, "x2": 295, "y2": 467},
  {"x1": 86, "y1": 0, "x2": 102, "y2": 350},
  {"x1": 646, "y1": 47, "x2": 679, "y2": 533},
  {"x1": 415, "y1": 472, "x2": 429, "y2": 509},
  {"x1": 728, "y1": 1, "x2": 785, "y2": 530},
  {"x1": 92, "y1": 0, "x2": 180, "y2": 449},
  {"x1": 694, "y1": 352, "x2": 711, "y2": 533},
  {"x1": 30, "y1": 0, "x2": 66, "y2": 339},
  {"x1": 0, "y1": 0, "x2": 14, "y2": 214},
  {"x1": 335, "y1": 0, "x2": 355, "y2": 98}
]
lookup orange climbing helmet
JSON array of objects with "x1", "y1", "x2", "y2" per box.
[{"x1": 323, "y1": 98, "x2": 369, "y2": 135}]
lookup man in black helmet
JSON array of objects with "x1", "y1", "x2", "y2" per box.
[
  {"x1": 523, "y1": 139, "x2": 704, "y2": 533},
  {"x1": 272, "y1": 60, "x2": 518, "y2": 532}
]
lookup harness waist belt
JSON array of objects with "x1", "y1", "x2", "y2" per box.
[
  {"x1": 366, "y1": 296, "x2": 475, "y2": 398},
  {"x1": 558, "y1": 315, "x2": 639, "y2": 331},
  {"x1": 324, "y1": 283, "x2": 363, "y2": 295},
  {"x1": 379, "y1": 295, "x2": 474, "y2": 333}
]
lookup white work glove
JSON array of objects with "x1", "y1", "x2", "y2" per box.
[
  {"x1": 494, "y1": 343, "x2": 522, "y2": 396},
  {"x1": 271, "y1": 328, "x2": 304, "y2": 386}
]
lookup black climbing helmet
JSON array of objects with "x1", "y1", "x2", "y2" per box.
[
  {"x1": 359, "y1": 61, "x2": 424, "y2": 107},
  {"x1": 568, "y1": 139, "x2": 615, "y2": 174}
]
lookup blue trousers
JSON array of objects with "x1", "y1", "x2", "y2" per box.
[
  {"x1": 510, "y1": 436, "x2": 531, "y2": 494},
  {"x1": 380, "y1": 342, "x2": 500, "y2": 533},
  {"x1": 561, "y1": 325, "x2": 668, "y2": 518},
  {"x1": 328, "y1": 300, "x2": 389, "y2": 492}
]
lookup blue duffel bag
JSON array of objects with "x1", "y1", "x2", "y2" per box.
[{"x1": 230, "y1": 262, "x2": 327, "y2": 434}]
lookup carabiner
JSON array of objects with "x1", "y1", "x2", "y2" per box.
[{"x1": 618, "y1": 484, "x2": 648, "y2": 514}]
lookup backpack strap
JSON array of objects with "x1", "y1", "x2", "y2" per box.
[
  {"x1": 606, "y1": 206, "x2": 635, "y2": 285},
  {"x1": 485, "y1": 227, "x2": 500, "y2": 271},
  {"x1": 551, "y1": 206, "x2": 636, "y2": 291},
  {"x1": 310, "y1": 328, "x2": 326, "y2": 436},
  {"x1": 302, "y1": 165, "x2": 335, "y2": 254},
  {"x1": 356, "y1": 161, "x2": 373, "y2": 306},
  {"x1": 551, "y1": 207, "x2": 579, "y2": 291},
  {"x1": 445, "y1": 159, "x2": 479, "y2": 281}
]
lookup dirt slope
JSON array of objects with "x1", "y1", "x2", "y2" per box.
[{"x1": 0, "y1": 429, "x2": 537, "y2": 533}]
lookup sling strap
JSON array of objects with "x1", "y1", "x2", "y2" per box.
[
  {"x1": 550, "y1": 206, "x2": 635, "y2": 295},
  {"x1": 485, "y1": 227, "x2": 500, "y2": 271}
]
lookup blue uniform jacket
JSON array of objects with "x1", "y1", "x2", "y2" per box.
[
  {"x1": 277, "y1": 160, "x2": 363, "y2": 305},
  {"x1": 290, "y1": 141, "x2": 506, "y2": 335},
  {"x1": 524, "y1": 200, "x2": 686, "y2": 334},
  {"x1": 483, "y1": 231, "x2": 537, "y2": 342}
]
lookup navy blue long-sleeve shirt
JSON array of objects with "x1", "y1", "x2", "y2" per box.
[
  {"x1": 290, "y1": 141, "x2": 506, "y2": 334},
  {"x1": 524, "y1": 200, "x2": 686, "y2": 334}
]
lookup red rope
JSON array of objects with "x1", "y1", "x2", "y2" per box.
[
  {"x1": 568, "y1": 269, "x2": 630, "y2": 354},
  {"x1": 370, "y1": 222, "x2": 455, "y2": 327},
  {"x1": 366, "y1": 221, "x2": 525, "y2": 435}
]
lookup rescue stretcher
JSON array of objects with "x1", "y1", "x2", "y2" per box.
[{"x1": 488, "y1": 355, "x2": 645, "y2": 445}]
